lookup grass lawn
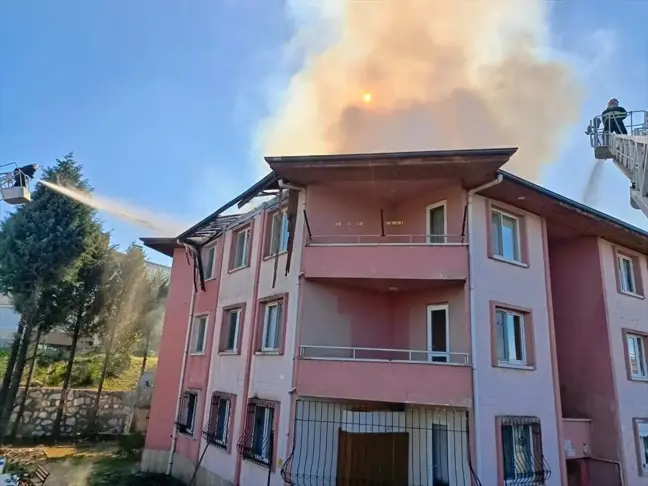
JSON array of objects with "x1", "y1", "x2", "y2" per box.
[{"x1": 0, "y1": 351, "x2": 158, "y2": 391}]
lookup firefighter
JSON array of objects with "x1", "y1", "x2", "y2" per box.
[
  {"x1": 13, "y1": 164, "x2": 39, "y2": 188},
  {"x1": 602, "y1": 98, "x2": 628, "y2": 135}
]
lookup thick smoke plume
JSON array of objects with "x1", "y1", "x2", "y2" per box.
[{"x1": 259, "y1": 0, "x2": 584, "y2": 181}]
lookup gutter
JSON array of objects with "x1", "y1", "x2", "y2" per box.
[
  {"x1": 166, "y1": 262, "x2": 198, "y2": 476},
  {"x1": 466, "y1": 174, "x2": 503, "y2": 479},
  {"x1": 233, "y1": 210, "x2": 268, "y2": 486}
]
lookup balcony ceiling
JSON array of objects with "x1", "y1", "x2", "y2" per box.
[{"x1": 308, "y1": 277, "x2": 465, "y2": 292}]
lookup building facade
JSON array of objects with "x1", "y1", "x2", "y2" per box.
[{"x1": 141, "y1": 148, "x2": 648, "y2": 486}]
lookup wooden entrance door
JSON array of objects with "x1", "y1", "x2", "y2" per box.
[{"x1": 337, "y1": 430, "x2": 408, "y2": 486}]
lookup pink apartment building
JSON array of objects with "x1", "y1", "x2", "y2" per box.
[{"x1": 140, "y1": 148, "x2": 648, "y2": 486}]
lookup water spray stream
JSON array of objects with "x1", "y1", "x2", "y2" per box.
[
  {"x1": 38, "y1": 180, "x2": 187, "y2": 236},
  {"x1": 581, "y1": 158, "x2": 605, "y2": 207}
]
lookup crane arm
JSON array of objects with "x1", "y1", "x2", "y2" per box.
[{"x1": 588, "y1": 110, "x2": 648, "y2": 219}]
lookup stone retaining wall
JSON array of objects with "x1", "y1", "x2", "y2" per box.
[{"x1": 9, "y1": 387, "x2": 136, "y2": 437}]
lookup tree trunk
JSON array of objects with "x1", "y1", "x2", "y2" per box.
[
  {"x1": 10, "y1": 325, "x2": 42, "y2": 438},
  {"x1": 0, "y1": 319, "x2": 25, "y2": 413},
  {"x1": 53, "y1": 297, "x2": 85, "y2": 439},
  {"x1": 0, "y1": 319, "x2": 32, "y2": 438},
  {"x1": 87, "y1": 327, "x2": 115, "y2": 434},
  {"x1": 140, "y1": 331, "x2": 150, "y2": 378}
]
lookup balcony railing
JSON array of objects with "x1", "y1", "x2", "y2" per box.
[
  {"x1": 307, "y1": 234, "x2": 466, "y2": 246},
  {"x1": 299, "y1": 345, "x2": 470, "y2": 365}
]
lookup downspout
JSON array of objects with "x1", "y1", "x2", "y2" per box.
[
  {"x1": 466, "y1": 173, "x2": 503, "y2": 479},
  {"x1": 234, "y1": 211, "x2": 268, "y2": 486},
  {"x1": 166, "y1": 259, "x2": 199, "y2": 476}
]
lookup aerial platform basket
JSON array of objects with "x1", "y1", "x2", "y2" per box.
[{"x1": 0, "y1": 164, "x2": 38, "y2": 205}]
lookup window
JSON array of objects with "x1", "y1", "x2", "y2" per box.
[
  {"x1": 176, "y1": 391, "x2": 198, "y2": 435},
  {"x1": 222, "y1": 308, "x2": 241, "y2": 353},
  {"x1": 203, "y1": 246, "x2": 216, "y2": 280},
  {"x1": 232, "y1": 227, "x2": 251, "y2": 269},
  {"x1": 619, "y1": 254, "x2": 637, "y2": 294},
  {"x1": 495, "y1": 309, "x2": 526, "y2": 366},
  {"x1": 627, "y1": 333, "x2": 648, "y2": 380},
  {"x1": 240, "y1": 400, "x2": 276, "y2": 467},
  {"x1": 635, "y1": 419, "x2": 648, "y2": 475},
  {"x1": 191, "y1": 315, "x2": 208, "y2": 354},
  {"x1": 261, "y1": 301, "x2": 283, "y2": 351},
  {"x1": 426, "y1": 202, "x2": 446, "y2": 244},
  {"x1": 269, "y1": 209, "x2": 290, "y2": 255},
  {"x1": 500, "y1": 418, "x2": 548, "y2": 485},
  {"x1": 491, "y1": 209, "x2": 521, "y2": 262},
  {"x1": 207, "y1": 393, "x2": 233, "y2": 450}
]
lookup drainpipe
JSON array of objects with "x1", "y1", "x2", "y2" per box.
[
  {"x1": 466, "y1": 174, "x2": 503, "y2": 479},
  {"x1": 166, "y1": 270, "x2": 198, "y2": 476},
  {"x1": 234, "y1": 211, "x2": 268, "y2": 486}
]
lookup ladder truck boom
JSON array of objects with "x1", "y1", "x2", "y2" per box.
[{"x1": 587, "y1": 110, "x2": 648, "y2": 218}]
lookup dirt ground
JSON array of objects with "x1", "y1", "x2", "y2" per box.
[{"x1": 0, "y1": 442, "x2": 136, "y2": 486}]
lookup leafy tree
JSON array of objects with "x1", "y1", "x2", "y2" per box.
[
  {"x1": 88, "y1": 244, "x2": 150, "y2": 432},
  {"x1": 0, "y1": 154, "x2": 102, "y2": 436},
  {"x1": 52, "y1": 231, "x2": 113, "y2": 438}
]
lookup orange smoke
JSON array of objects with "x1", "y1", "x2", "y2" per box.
[{"x1": 258, "y1": 0, "x2": 584, "y2": 182}]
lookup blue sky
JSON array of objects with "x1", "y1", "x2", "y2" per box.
[{"x1": 1, "y1": 0, "x2": 647, "y2": 266}]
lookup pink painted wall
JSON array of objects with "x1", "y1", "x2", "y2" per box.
[
  {"x1": 145, "y1": 247, "x2": 193, "y2": 452},
  {"x1": 304, "y1": 181, "x2": 466, "y2": 241},
  {"x1": 598, "y1": 238, "x2": 648, "y2": 484},
  {"x1": 563, "y1": 419, "x2": 592, "y2": 459},
  {"x1": 174, "y1": 238, "x2": 226, "y2": 463},
  {"x1": 471, "y1": 195, "x2": 562, "y2": 486},
  {"x1": 550, "y1": 237, "x2": 621, "y2": 461}
]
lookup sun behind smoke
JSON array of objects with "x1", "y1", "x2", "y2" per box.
[{"x1": 258, "y1": 0, "x2": 584, "y2": 182}]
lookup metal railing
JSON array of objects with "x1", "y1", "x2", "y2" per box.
[
  {"x1": 307, "y1": 234, "x2": 466, "y2": 246},
  {"x1": 299, "y1": 344, "x2": 470, "y2": 365},
  {"x1": 282, "y1": 400, "x2": 479, "y2": 486},
  {"x1": 587, "y1": 110, "x2": 648, "y2": 149}
]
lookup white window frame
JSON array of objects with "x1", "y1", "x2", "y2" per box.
[
  {"x1": 203, "y1": 245, "x2": 216, "y2": 280},
  {"x1": 495, "y1": 309, "x2": 527, "y2": 366},
  {"x1": 426, "y1": 304, "x2": 449, "y2": 363},
  {"x1": 269, "y1": 209, "x2": 290, "y2": 255},
  {"x1": 502, "y1": 422, "x2": 537, "y2": 485},
  {"x1": 618, "y1": 254, "x2": 637, "y2": 295},
  {"x1": 252, "y1": 405, "x2": 274, "y2": 462},
  {"x1": 627, "y1": 333, "x2": 648, "y2": 380},
  {"x1": 180, "y1": 391, "x2": 198, "y2": 436},
  {"x1": 190, "y1": 314, "x2": 209, "y2": 355},
  {"x1": 491, "y1": 209, "x2": 522, "y2": 263},
  {"x1": 425, "y1": 201, "x2": 447, "y2": 244},
  {"x1": 261, "y1": 301, "x2": 283, "y2": 352},
  {"x1": 637, "y1": 421, "x2": 648, "y2": 474},
  {"x1": 223, "y1": 309, "x2": 241, "y2": 352},
  {"x1": 232, "y1": 227, "x2": 251, "y2": 269}
]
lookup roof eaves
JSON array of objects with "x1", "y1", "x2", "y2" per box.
[{"x1": 499, "y1": 170, "x2": 648, "y2": 240}]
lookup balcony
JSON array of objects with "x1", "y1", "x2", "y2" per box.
[
  {"x1": 302, "y1": 234, "x2": 468, "y2": 283},
  {"x1": 295, "y1": 345, "x2": 472, "y2": 407}
]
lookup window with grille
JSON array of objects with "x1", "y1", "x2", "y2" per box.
[
  {"x1": 176, "y1": 391, "x2": 198, "y2": 436},
  {"x1": 500, "y1": 417, "x2": 551, "y2": 485},
  {"x1": 238, "y1": 399, "x2": 276, "y2": 468},
  {"x1": 206, "y1": 393, "x2": 232, "y2": 449}
]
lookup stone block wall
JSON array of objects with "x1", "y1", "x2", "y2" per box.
[{"x1": 9, "y1": 387, "x2": 135, "y2": 437}]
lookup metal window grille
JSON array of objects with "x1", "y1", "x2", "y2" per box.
[
  {"x1": 203, "y1": 393, "x2": 231, "y2": 449},
  {"x1": 500, "y1": 417, "x2": 551, "y2": 485},
  {"x1": 237, "y1": 398, "x2": 276, "y2": 468},
  {"x1": 281, "y1": 399, "x2": 481, "y2": 486},
  {"x1": 175, "y1": 391, "x2": 197, "y2": 435}
]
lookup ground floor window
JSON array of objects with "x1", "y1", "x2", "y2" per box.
[
  {"x1": 207, "y1": 392, "x2": 234, "y2": 450},
  {"x1": 176, "y1": 391, "x2": 198, "y2": 436},
  {"x1": 499, "y1": 416, "x2": 550, "y2": 485},
  {"x1": 238, "y1": 399, "x2": 277, "y2": 468}
]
